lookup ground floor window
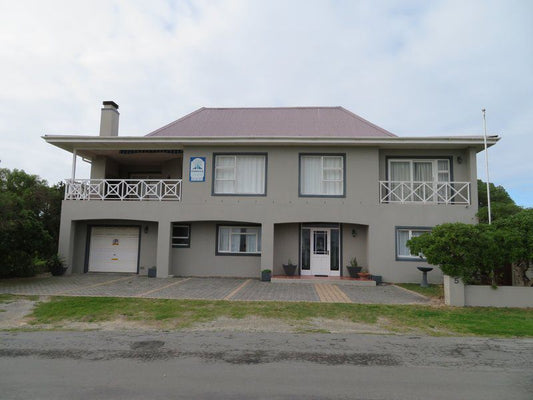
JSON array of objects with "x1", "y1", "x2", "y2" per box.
[
  {"x1": 217, "y1": 226, "x2": 261, "y2": 254},
  {"x1": 396, "y1": 227, "x2": 430, "y2": 260},
  {"x1": 172, "y1": 224, "x2": 190, "y2": 247}
]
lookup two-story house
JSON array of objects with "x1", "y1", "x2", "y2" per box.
[{"x1": 44, "y1": 101, "x2": 498, "y2": 283}]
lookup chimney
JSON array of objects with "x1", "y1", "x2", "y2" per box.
[{"x1": 99, "y1": 101, "x2": 119, "y2": 136}]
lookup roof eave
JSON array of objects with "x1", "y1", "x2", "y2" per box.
[{"x1": 42, "y1": 135, "x2": 500, "y2": 153}]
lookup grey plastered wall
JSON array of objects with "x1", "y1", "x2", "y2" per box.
[
  {"x1": 60, "y1": 143, "x2": 479, "y2": 282},
  {"x1": 342, "y1": 224, "x2": 368, "y2": 276},
  {"x1": 273, "y1": 223, "x2": 299, "y2": 275},
  {"x1": 172, "y1": 221, "x2": 260, "y2": 277},
  {"x1": 72, "y1": 219, "x2": 158, "y2": 275}
]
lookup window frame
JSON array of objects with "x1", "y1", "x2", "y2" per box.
[
  {"x1": 212, "y1": 153, "x2": 268, "y2": 196},
  {"x1": 171, "y1": 223, "x2": 191, "y2": 248},
  {"x1": 215, "y1": 224, "x2": 262, "y2": 256},
  {"x1": 395, "y1": 226, "x2": 431, "y2": 261},
  {"x1": 298, "y1": 153, "x2": 346, "y2": 198},
  {"x1": 385, "y1": 156, "x2": 454, "y2": 182}
]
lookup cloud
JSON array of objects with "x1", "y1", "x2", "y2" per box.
[{"x1": 0, "y1": 0, "x2": 531, "y2": 205}]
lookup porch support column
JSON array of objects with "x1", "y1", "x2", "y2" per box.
[
  {"x1": 156, "y1": 220, "x2": 172, "y2": 278},
  {"x1": 467, "y1": 147, "x2": 478, "y2": 207},
  {"x1": 58, "y1": 216, "x2": 75, "y2": 274},
  {"x1": 71, "y1": 149, "x2": 77, "y2": 182},
  {"x1": 260, "y1": 222, "x2": 274, "y2": 276}
]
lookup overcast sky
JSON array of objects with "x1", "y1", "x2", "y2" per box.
[{"x1": 1, "y1": 0, "x2": 531, "y2": 206}]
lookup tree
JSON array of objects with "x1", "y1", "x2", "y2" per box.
[
  {"x1": 494, "y1": 209, "x2": 533, "y2": 286},
  {"x1": 407, "y1": 223, "x2": 513, "y2": 285},
  {"x1": 0, "y1": 169, "x2": 63, "y2": 277},
  {"x1": 477, "y1": 179, "x2": 521, "y2": 223}
]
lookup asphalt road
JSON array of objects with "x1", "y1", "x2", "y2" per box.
[{"x1": 1, "y1": 331, "x2": 532, "y2": 399}]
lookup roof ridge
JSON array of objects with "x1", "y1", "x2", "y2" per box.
[
  {"x1": 338, "y1": 107, "x2": 397, "y2": 137},
  {"x1": 201, "y1": 106, "x2": 343, "y2": 110},
  {"x1": 146, "y1": 107, "x2": 205, "y2": 137}
]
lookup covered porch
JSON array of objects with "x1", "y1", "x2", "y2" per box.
[{"x1": 66, "y1": 148, "x2": 184, "y2": 201}]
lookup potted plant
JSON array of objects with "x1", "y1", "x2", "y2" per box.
[
  {"x1": 358, "y1": 267, "x2": 371, "y2": 280},
  {"x1": 282, "y1": 259, "x2": 297, "y2": 276},
  {"x1": 47, "y1": 254, "x2": 67, "y2": 276},
  {"x1": 346, "y1": 257, "x2": 362, "y2": 278},
  {"x1": 261, "y1": 269, "x2": 272, "y2": 282}
]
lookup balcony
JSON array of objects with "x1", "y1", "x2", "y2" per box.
[
  {"x1": 65, "y1": 179, "x2": 182, "y2": 201},
  {"x1": 379, "y1": 181, "x2": 470, "y2": 205}
]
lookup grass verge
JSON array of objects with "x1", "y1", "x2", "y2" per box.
[
  {"x1": 27, "y1": 296, "x2": 533, "y2": 337},
  {"x1": 395, "y1": 283, "x2": 444, "y2": 299}
]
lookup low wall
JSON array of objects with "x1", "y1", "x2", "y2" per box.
[{"x1": 444, "y1": 275, "x2": 533, "y2": 308}]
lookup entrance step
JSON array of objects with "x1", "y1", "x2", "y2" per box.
[{"x1": 272, "y1": 276, "x2": 376, "y2": 286}]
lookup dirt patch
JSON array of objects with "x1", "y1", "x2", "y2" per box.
[
  {"x1": 0, "y1": 299, "x2": 38, "y2": 329},
  {"x1": 306, "y1": 317, "x2": 393, "y2": 334}
]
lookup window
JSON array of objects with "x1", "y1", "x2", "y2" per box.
[
  {"x1": 396, "y1": 228, "x2": 430, "y2": 260},
  {"x1": 172, "y1": 224, "x2": 190, "y2": 247},
  {"x1": 388, "y1": 159, "x2": 451, "y2": 202},
  {"x1": 389, "y1": 159, "x2": 450, "y2": 183},
  {"x1": 300, "y1": 154, "x2": 344, "y2": 196},
  {"x1": 217, "y1": 226, "x2": 261, "y2": 254},
  {"x1": 214, "y1": 154, "x2": 266, "y2": 195}
]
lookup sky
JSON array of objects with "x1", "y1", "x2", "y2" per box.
[{"x1": 1, "y1": 0, "x2": 531, "y2": 206}]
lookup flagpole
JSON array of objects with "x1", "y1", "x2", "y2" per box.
[{"x1": 482, "y1": 109, "x2": 491, "y2": 224}]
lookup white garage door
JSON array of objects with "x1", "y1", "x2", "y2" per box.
[{"x1": 88, "y1": 226, "x2": 139, "y2": 273}]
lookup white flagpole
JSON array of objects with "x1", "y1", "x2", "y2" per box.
[{"x1": 482, "y1": 109, "x2": 491, "y2": 224}]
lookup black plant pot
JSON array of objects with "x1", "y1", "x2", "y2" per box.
[
  {"x1": 282, "y1": 264, "x2": 297, "y2": 276},
  {"x1": 50, "y1": 267, "x2": 68, "y2": 277},
  {"x1": 261, "y1": 270, "x2": 271, "y2": 282},
  {"x1": 346, "y1": 266, "x2": 362, "y2": 278}
]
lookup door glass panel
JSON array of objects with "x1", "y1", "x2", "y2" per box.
[
  {"x1": 330, "y1": 229, "x2": 339, "y2": 271},
  {"x1": 313, "y1": 231, "x2": 328, "y2": 255},
  {"x1": 301, "y1": 229, "x2": 310, "y2": 270}
]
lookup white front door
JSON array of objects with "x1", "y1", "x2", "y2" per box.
[{"x1": 310, "y1": 228, "x2": 330, "y2": 275}]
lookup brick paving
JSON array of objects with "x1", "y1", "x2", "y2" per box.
[
  {"x1": 145, "y1": 278, "x2": 244, "y2": 300},
  {"x1": 0, "y1": 274, "x2": 430, "y2": 304},
  {"x1": 230, "y1": 280, "x2": 320, "y2": 302},
  {"x1": 338, "y1": 285, "x2": 429, "y2": 304}
]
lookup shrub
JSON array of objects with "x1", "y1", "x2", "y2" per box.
[{"x1": 46, "y1": 254, "x2": 67, "y2": 276}]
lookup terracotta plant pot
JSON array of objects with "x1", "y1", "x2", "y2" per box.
[{"x1": 358, "y1": 272, "x2": 371, "y2": 280}]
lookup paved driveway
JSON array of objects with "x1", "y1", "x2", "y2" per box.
[{"x1": 0, "y1": 275, "x2": 429, "y2": 304}]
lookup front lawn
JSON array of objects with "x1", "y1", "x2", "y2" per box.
[
  {"x1": 27, "y1": 296, "x2": 533, "y2": 337},
  {"x1": 395, "y1": 283, "x2": 444, "y2": 299}
]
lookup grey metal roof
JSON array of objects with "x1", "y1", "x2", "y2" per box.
[{"x1": 146, "y1": 107, "x2": 397, "y2": 138}]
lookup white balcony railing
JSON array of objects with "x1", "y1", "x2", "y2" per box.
[
  {"x1": 65, "y1": 179, "x2": 182, "y2": 201},
  {"x1": 379, "y1": 181, "x2": 470, "y2": 205}
]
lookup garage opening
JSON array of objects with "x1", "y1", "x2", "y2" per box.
[{"x1": 87, "y1": 226, "x2": 140, "y2": 273}]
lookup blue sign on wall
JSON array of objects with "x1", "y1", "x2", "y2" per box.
[{"x1": 189, "y1": 157, "x2": 206, "y2": 182}]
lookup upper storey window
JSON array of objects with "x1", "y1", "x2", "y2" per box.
[
  {"x1": 299, "y1": 154, "x2": 345, "y2": 197},
  {"x1": 388, "y1": 159, "x2": 450, "y2": 183},
  {"x1": 213, "y1": 154, "x2": 266, "y2": 195}
]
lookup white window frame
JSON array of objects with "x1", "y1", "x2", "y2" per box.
[
  {"x1": 213, "y1": 154, "x2": 266, "y2": 195},
  {"x1": 396, "y1": 227, "x2": 431, "y2": 260},
  {"x1": 172, "y1": 224, "x2": 190, "y2": 248},
  {"x1": 388, "y1": 159, "x2": 450, "y2": 182},
  {"x1": 217, "y1": 226, "x2": 261, "y2": 255},
  {"x1": 300, "y1": 154, "x2": 345, "y2": 196}
]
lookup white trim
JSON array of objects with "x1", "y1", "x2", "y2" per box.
[
  {"x1": 64, "y1": 179, "x2": 182, "y2": 201},
  {"x1": 213, "y1": 154, "x2": 266, "y2": 195},
  {"x1": 217, "y1": 226, "x2": 261, "y2": 254},
  {"x1": 43, "y1": 135, "x2": 500, "y2": 153},
  {"x1": 396, "y1": 228, "x2": 431, "y2": 260},
  {"x1": 301, "y1": 155, "x2": 344, "y2": 196}
]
